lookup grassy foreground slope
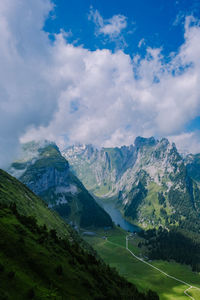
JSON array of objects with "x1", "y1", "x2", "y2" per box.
[
  {"x1": 0, "y1": 169, "x2": 159, "y2": 300},
  {"x1": 0, "y1": 206, "x2": 157, "y2": 300},
  {"x1": 84, "y1": 228, "x2": 200, "y2": 300}
]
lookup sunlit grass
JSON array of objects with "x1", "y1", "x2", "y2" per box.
[{"x1": 84, "y1": 227, "x2": 200, "y2": 300}]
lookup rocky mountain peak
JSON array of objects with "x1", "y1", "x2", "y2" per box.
[
  {"x1": 62, "y1": 136, "x2": 200, "y2": 230},
  {"x1": 9, "y1": 142, "x2": 113, "y2": 228},
  {"x1": 134, "y1": 136, "x2": 157, "y2": 149}
]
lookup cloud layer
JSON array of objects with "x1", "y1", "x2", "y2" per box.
[{"x1": 1, "y1": 1, "x2": 200, "y2": 167}]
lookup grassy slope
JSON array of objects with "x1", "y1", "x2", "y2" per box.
[
  {"x1": 0, "y1": 169, "x2": 159, "y2": 300},
  {"x1": 0, "y1": 206, "x2": 153, "y2": 300},
  {"x1": 137, "y1": 183, "x2": 174, "y2": 228},
  {"x1": 84, "y1": 228, "x2": 200, "y2": 300},
  {"x1": 0, "y1": 169, "x2": 70, "y2": 238}
]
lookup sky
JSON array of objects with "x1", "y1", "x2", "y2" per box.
[{"x1": 1, "y1": 0, "x2": 200, "y2": 167}]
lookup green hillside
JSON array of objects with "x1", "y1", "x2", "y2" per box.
[
  {"x1": 0, "y1": 169, "x2": 158, "y2": 300},
  {"x1": 83, "y1": 228, "x2": 200, "y2": 300}
]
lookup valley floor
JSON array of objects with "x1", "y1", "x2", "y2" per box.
[{"x1": 83, "y1": 227, "x2": 200, "y2": 300}]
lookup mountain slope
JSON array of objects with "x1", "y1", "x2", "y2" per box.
[
  {"x1": 185, "y1": 153, "x2": 200, "y2": 184},
  {"x1": 0, "y1": 198, "x2": 158, "y2": 299},
  {"x1": 0, "y1": 169, "x2": 70, "y2": 238},
  {"x1": 9, "y1": 142, "x2": 112, "y2": 229},
  {"x1": 63, "y1": 137, "x2": 200, "y2": 231}
]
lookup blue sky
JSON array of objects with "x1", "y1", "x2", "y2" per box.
[
  {"x1": 44, "y1": 0, "x2": 199, "y2": 56},
  {"x1": 1, "y1": 0, "x2": 200, "y2": 167}
]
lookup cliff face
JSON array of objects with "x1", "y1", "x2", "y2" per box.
[
  {"x1": 63, "y1": 143, "x2": 136, "y2": 196},
  {"x1": 21, "y1": 161, "x2": 70, "y2": 195},
  {"x1": 63, "y1": 137, "x2": 200, "y2": 230},
  {"x1": 185, "y1": 153, "x2": 200, "y2": 184},
  {"x1": 9, "y1": 142, "x2": 113, "y2": 229},
  {"x1": 63, "y1": 138, "x2": 182, "y2": 198}
]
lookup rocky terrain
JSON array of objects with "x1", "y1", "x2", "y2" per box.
[
  {"x1": 63, "y1": 137, "x2": 200, "y2": 230},
  {"x1": 9, "y1": 141, "x2": 112, "y2": 229}
]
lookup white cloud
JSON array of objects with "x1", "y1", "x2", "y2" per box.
[
  {"x1": 168, "y1": 132, "x2": 200, "y2": 154},
  {"x1": 29, "y1": 15, "x2": 200, "y2": 153},
  {"x1": 0, "y1": 0, "x2": 57, "y2": 167},
  {"x1": 88, "y1": 7, "x2": 127, "y2": 39},
  {"x1": 99, "y1": 15, "x2": 127, "y2": 36},
  {"x1": 1, "y1": 2, "x2": 200, "y2": 168},
  {"x1": 138, "y1": 38, "x2": 145, "y2": 48}
]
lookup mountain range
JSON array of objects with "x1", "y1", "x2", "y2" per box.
[
  {"x1": 63, "y1": 137, "x2": 200, "y2": 232},
  {"x1": 5, "y1": 135, "x2": 200, "y2": 299}
]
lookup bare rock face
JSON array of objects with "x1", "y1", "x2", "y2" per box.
[
  {"x1": 63, "y1": 137, "x2": 183, "y2": 198},
  {"x1": 21, "y1": 165, "x2": 70, "y2": 195}
]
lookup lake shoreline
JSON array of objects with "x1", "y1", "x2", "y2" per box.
[{"x1": 96, "y1": 197, "x2": 141, "y2": 232}]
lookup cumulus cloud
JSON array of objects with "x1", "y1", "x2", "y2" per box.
[
  {"x1": 1, "y1": 1, "x2": 200, "y2": 168},
  {"x1": 24, "y1": 15, "x2": 200, "y2": 153},
  {"x1": 88, "y1": 6, "x2": 127, "y2": 40},
  {"x1": 0, "y1": 0, "x2": 58, "y2": 167}
]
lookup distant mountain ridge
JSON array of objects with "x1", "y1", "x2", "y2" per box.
[
  {"x1": 9, "y1": 141, "x2": 112, "y2": 229},
  {"x1": 63, "y1": 137, "x2": 200, "y2": 231}
]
